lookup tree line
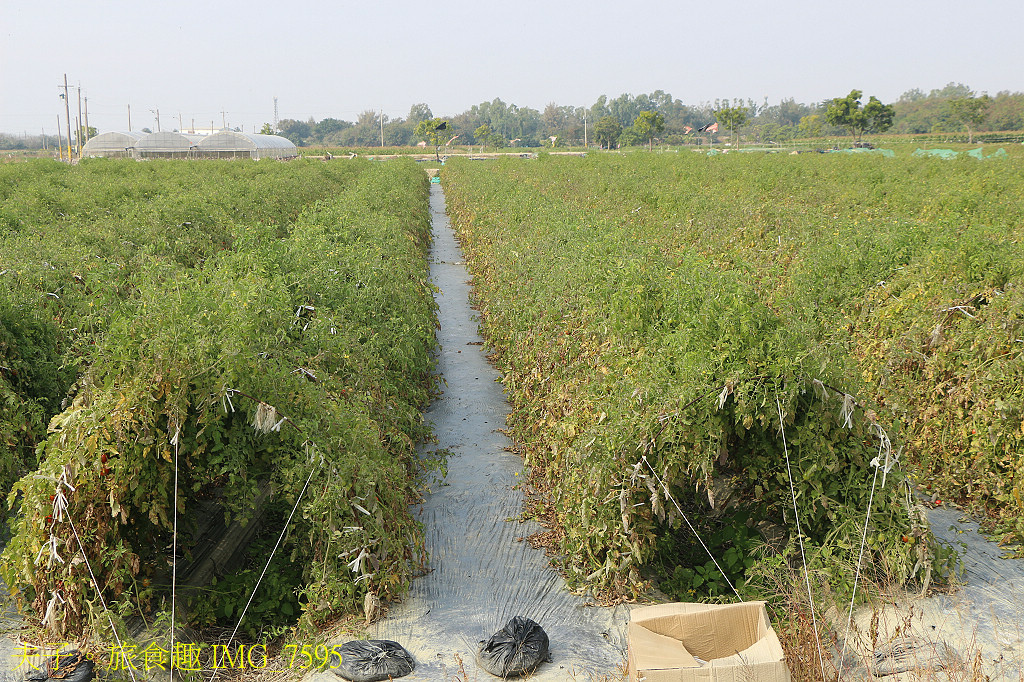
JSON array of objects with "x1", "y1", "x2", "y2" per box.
[
  {"x1": 3, "y1": 83, "x2": 1021, "y2": 151},
  {"x1": 266, "y1": 84, "x2": 1024, "y2": 149}
]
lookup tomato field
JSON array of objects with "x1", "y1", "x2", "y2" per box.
[
  {"x1": 0, "y1": 159, "x2": 437, "y2": 638},
  {"x1": 441, "y1": 151, "x2": 1022, "y2": 601},
  {"x1": 1, "y1": 150, "x2": 1021, "y2": 658}
]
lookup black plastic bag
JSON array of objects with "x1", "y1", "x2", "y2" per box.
[
  {"x1": 24, "y1": 650, "x2": 94, "y2": 682},
  {"x1": 332, "y1": 640, "x2": 415, "y2": 682},
  {"x1": 478, "y1": 616, "x2": 550, "y2": 678}
]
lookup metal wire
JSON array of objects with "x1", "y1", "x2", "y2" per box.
[
  {"x1": 170, "y1": 425, "x2": 181, "y2": 681},
  {"x1": 775, "y1": 395, "x2": 827, "y2": 681},
  {"x1": 208, "y1": 443, "x2": 321, "y2": 682},
  {"x1": 65, "y1": 513, "x2": 139, "y2": 682},
  {"x1": 639, "y1": 455, "x2": 743, "y2": 601},
  {"x1": 838, "y1": 435, "x2": 886, "y2": 679}
]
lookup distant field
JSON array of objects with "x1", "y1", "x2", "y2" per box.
[
  {"x1": 5, "y1": 131, "x2": 1022, "y2": 162},
  {"x1": 298, "y1": 138, "x2": 1024, "y2": 159}
]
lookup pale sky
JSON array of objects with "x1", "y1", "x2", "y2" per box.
[{"x1": 2, "y1": 0, "x2": 1022, "y2": 135}]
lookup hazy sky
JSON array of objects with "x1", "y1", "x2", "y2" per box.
[{"x1": 2, "y1": 0, "x2": 1022, "y2": 135}]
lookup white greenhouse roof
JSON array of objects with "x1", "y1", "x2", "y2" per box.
[
  {"x1": 134, "y1": 131, "x2": 204, "y2": 152},
  {"x1": 198, "y1": 131, "x2": 297, "y2": 151},
  {"x1": 74, "y1": 130, "x2": 297, "y2": 159},
  {"x1": 81, "y1": 131, "x2": 146, "y2": 156}
]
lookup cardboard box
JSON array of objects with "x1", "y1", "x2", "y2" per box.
[{"x1": 627, "y1": 601, "x2": 791, "y2": 681}]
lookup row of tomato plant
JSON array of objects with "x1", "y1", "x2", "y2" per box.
[
  {"x1": 440, "y1": 153, "x2": 1002, "y2": 602},
  {"x1": 540, "y1": 151, "x2": 1024, "y2": 551},
  {"x1": 0, "y1": 158, "x2": 437, "y2": 639}
]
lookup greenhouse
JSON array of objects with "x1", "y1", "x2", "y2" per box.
[
  {"x1": 133, "y1": 131, "x2": 204, "y2": 159},
  {"x1": 197, "y1": 131, "x2": 298, "y2": 160},
  {"x1": 80, "y1": 131, "x2": 145, "y2": 158},
  {"x1": 76, "y1": 131, "x2": 298, "y2": 160}
]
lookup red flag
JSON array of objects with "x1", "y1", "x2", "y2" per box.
[
  {"x1": 684, "y1": 126, "x2": 693, "y2": 134},
  {"x1": 708, "y1": 122, "x2": 719, "y2": 133}
]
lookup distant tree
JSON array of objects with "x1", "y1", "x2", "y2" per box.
[
  {"x1": 632, "y1": 110, "x2": 665, "y2": 150},
  {"x1": 948, "y1": 94, "x2": 991, "y2": 143},
  {"x1": 825, "y1": 90, "x2": 894, "y2": 141},
  {"x1": 314, "y1": 118, "x2": 349, "y2": 141},
  {"x1": 986, "y1": 91, "x2": 1024, "y2": 131},
  {"x1": 929, "y1": 82, "x2": 973, "y2": 99},
  {"x1": 407, "y1": 103, "x2": 433, "y2": 124},
  {"x1": 337, "y1": 111, "x2": 384, "y2": 147},
  {"x1": 474, "y1": 123, "x2": 502, "y2": 148},
  {"x1": 259, "y1": 123, "x2": 274, "y2": 135},
  {"x1": 618, "y1": 126, "x2": 642, "y2": 148},
  {"x1": 277, "y1": 118, "x2": 313, "y2": 145},
  {"x1": 797, "y1": 114, "x2": 824, "y2": 138},
  {"x1": 542, "y1": 102, "x2": 570, "y2": 132},
  {"x1": 588, "y1": 95, "x2": 611, "y2": 124},
  {"x1": 0, "y1": 135, "x2": 27, "y2": 150},
  {"x1": 890, "y1": 83, "x2": 1022, "y2": 134},
  {"x1": 414, "y1": 117, "x2": 451, "y2": 160},
  {"x1": 714, "y1": 103, "x2": 748, "y2": 146},
  {"x1": 774, "y1": 98, "x2": 810, "y2": 126},
  {"x1": 594, "y1": 115, "x2": 622, "y2": 149},
  {"x1": 899, "y1": 88, "x2": 926, "y2": 103},
  {"x1": 384, "y1": 119, "x2": 414, "y2": 146}
]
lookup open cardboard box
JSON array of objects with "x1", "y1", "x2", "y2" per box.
[{"x1": 628, "y1": 601, "x2": 791, "y2": 681}]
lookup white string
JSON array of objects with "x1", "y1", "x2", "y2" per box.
[
  {"x1": 65, "y1": 513, "x2": 139, "y2": 682},
  {"x1": 838, "y1": 434, "x2": 886, "y2": 679},
  {"x1": 208, "y1": 444, "x2": 321, "y2": 682},
  {"x1": 638, "y1": 456, "x2": 743, "y2": 601},
  {"x1": 169, "y1": 425, "x2": 180, "y2": 682},
  {"x1": 775, "y1": 395, "x2": 827, "y2": 681}
]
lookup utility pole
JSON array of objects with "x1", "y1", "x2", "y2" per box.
[
  {"x1": 583, "y1": 111, "x2": 588, "y2": 148},
  {"x1": 151, "y1": 108, "x2": 161, "y2": 132},
  {"x1": 61, "y1": 74, "x2": 73, "y2": 161},
  {"x1": 178, "y1": 113, "x2": 183, "y2": 132},
  {"x1": 42, "y1": 128, "x2": 47, "y2": 151},
  {"x1": 221, "y1": 110, "x2": 227, "y2": 130},
  {"x1": 273, "y1": 96, "x2": 279, "y2": 131},
  {"x1": 84, "y1": 97, "x2": 90, "y2": 144},
  {"x1": 380, "y1": 109, "x2": 384, "y2": 147},
  {"x1": 128, "y1": 104, "x2": 132, "y2": 131},
  {"x1": 76, "y1": 86, "x2": 83, "y2": 154},
  {"x1": 56, "y1": 116, "x2": 64, "y2": 161}
]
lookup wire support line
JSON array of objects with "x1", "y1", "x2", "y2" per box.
[
  {"x1": 638, "y1": 456, "x2": 743, "y2": 602},
  {"x1": 65, "y1": 513, "x2": 139, "y2": 682},
  {"x1": 208, "y1": 444, "x2": 321, "y2": 682},
  {"x1": 775, "y1": 395, "x2": 827, "y2": 682},
  {"x1": 838, "y1": 448, "x2": 881, "y2": 680},
  {"x1": 169, "y1": 425, "x2": 181, "y2": 682}
]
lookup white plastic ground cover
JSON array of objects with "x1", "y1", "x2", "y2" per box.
[
  {"x1": 841, "y1": 502, "x2": 1024, "y2": 679},
  {"x1": 311, "y1": 184, "x2": 630, "y2": 681}
]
